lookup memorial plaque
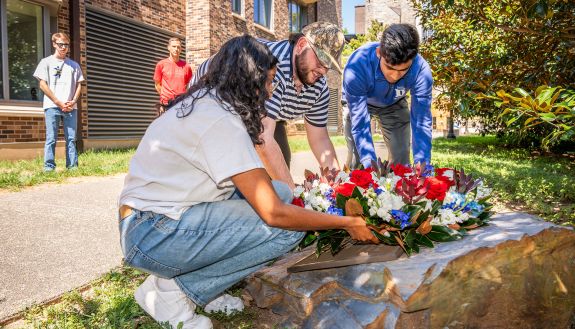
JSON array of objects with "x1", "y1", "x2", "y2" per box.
[{"x1": 287, "y1": 243, "x2": 404, "y2": 273}]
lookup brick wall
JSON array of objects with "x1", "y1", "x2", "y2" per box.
[
  {"x1": 365, "y1": 0, "x2": 417, "y2": 28},
  {"x1": 187, "y1": 0, "x2": 291, "y2": 69},
  {"x1": 355, "y1": 5, "x2": 365, "y2": 34},
  {"x1": 0, "y1": 117, "x2": 46, "y2": 143}
]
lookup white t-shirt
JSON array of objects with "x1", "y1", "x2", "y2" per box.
[
  {"x1": 33, "y1": 55, "x2": 85, "y2": 110},
  {"x1": 119, "y1": 91, "x2": 264, "y2": 220}
]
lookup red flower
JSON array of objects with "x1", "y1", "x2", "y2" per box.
[
  {"x1": 424, "y1": 177, "x2": 450, "y2": 201},
  {"x1": 334, "y1": 183, "x2": 356, "y2": 197},
  {"x1": 391, "y1": 164, "x2": 413, "y2": 177},
  {"x1": 291, "y1": 197, "x2": 305, "y2": 208},
  {"x1": 349, "y1": 169, "x2": 376, "y2": 189},
  {"x1": 435, "y1": 167, "x2": 455, "y2": 186}
]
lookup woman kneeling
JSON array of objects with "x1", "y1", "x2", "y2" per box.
[{"x1": 118, "y1": 35, "x2": 377, "y2": 329}]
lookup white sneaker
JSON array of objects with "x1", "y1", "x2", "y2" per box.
[
  {"x1": 135, "y1": 275, "x2": 213, "y2": 329},
  {"x1": 204, "y1": 294, "x2": 244, "y2": 315}
]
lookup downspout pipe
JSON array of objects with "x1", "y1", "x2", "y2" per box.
[{"x1": 69, "y1": 0, "x2": 84, "y2": 152}]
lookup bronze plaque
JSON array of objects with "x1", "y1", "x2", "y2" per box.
[{"x1": 287, "y1": 243, "x2": 404, "y2": 273}]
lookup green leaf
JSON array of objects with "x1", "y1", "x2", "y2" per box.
[
  {"x1": 427, "y1": 225, "x2": 464, "y2": 242},
  {"x1": 336, "y1": 193, "x2": 348, "y2": 210},
  {"x1": 300, "y1": 232, "x2": 317, "y2": 247},
  {"x1": 351, "y1": 186, "x2": 363, "y2": 199},
  {"x1": 414, "y1": 233, "x2": 434, "y2": 248}
]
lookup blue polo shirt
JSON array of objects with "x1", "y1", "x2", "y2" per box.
[{"x1": 343, "y1": 42, "x2": 433, "y2": 167}]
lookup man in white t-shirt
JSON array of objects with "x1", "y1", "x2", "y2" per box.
[{"x1": 33, "y1": 32, "x2": 85, "y2": 171}]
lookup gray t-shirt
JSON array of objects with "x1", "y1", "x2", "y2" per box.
[
  {"x1": 33, "y1": 55, "x2": 85, "y2": 110},
  {"x1": 119, "y1": 91, "x2": 264, "y2": 220}
]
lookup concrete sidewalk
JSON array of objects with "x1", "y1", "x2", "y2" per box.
[
  {"x1": 0, "y1": 144, "x2": 389, "y2": 322},
  {"x1": 0, "y1": 175, "x2": 125, "y2": 321}
]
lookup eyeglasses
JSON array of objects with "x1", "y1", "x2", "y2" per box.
[{"x1": 55, "y1": 42, "x2": 70, "y2": 49}]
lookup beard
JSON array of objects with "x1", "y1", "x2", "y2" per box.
[{"x1": 294, "y1": 48, "x2": 320, "y2": 86}]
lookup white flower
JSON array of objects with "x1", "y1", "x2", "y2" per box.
[
  {"x1": 293, "y1": 186, "x2": 305, "y2": 197},
  {"x1": 318, "y1": 183, "x2": 332, "y2": 194},
  {"x1": 336, "y1": 171, "x2": 350, "y2": 183}
]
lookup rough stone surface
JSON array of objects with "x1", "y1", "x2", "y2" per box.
[{"x1": 246, "y1": 212, "x2": 575, "y2": 328}]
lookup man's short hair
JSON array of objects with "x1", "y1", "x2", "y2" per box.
[
  {"x1": 51, "y1": 32, "x2": 70, "y2": 43},
  {"x1": 379, "y1": 24, "x2": 419, "y2": 65},
  {"x1": 288, "y1": 33, "x2": 305, "y2": 46},
  {"x1": 167, "y1": 37, "x2": 181, "y2": 46}
]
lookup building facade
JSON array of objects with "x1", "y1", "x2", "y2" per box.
[{"x1": 0, "y1": 0, "x2": 342, "y2": 160}]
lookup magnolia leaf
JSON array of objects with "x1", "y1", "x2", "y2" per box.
[
  {"x1": 336, "y1": 193, "x2": 348, "y2": 210},
  {"x1": 345, "y1": 198, "x2": 364, "y2": 217},
  {"x1": 461, "y1": 223, "x2": 480, "y2": 229},
  {"x1": 394, "y1": 233, "x2": 408, "y2": 255},
  {"x1": 448, "y1": 223, "x2": 461, "y2": 230},
  {"x1": 414, "y1": 233, "x2": 434, "y2": 248},
  {"x1": 416, "y1": 216, "x2": 433, "y2": 235}
]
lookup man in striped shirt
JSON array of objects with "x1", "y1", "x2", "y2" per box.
[{"x1": 191, "y1": 22, "x2": 345, "y2": 190}]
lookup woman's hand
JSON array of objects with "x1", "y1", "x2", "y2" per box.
[{"x1": 344, "y1": 216, "x2": 380, "y2": 244}]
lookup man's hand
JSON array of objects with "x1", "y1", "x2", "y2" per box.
[
  {"x1": 305, "y1": 121, "x2": 340, "y2": 171},
  {"x1": 62, "y1": 101, "x2": 75, "y2": 112}
]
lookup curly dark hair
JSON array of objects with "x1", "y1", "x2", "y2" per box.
[
  {"x1": 379, "y1": 24, "x2": 419, "y2": 65},
  {"x1": 170, "y1": 35, "x2": 278, "y2": 145}
]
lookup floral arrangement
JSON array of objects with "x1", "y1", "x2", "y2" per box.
[{"x1": 292, "y1": 160, "x2": 494, "y2": 256}]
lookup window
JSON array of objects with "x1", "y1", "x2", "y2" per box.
[
  {"x1": 288, "y1": 1, "x2": 308, "y2": 32},
  {"x1": 254, "y1": 0, "x2": 272, "y2": 29},
  {"x1": 1, "y1": 0, "x2": 47, "y2": 102},
  {"x1": 231, "y1": 0, "x2": 243, "y2": 15}
]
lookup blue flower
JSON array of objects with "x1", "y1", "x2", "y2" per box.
[
  {"x1": 327, "y1": 205, "x2": 344, "y2": 216},
  {"x1": 391, "y1": 210, "x2": 411, "y2": 229},
  {"x1": 442, "y1": 192, "x2": 466, "y2": 210},
  {"x1": 375, "y1": 187, "x2": 385, "y2": 195},
  {"x1": 463, "y1": 201, "x2": 484, "y2": 217}
]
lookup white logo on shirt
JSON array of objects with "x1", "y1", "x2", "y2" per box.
[{"x1": 395, "y1": 88, "x2": 407, "y2": 98}]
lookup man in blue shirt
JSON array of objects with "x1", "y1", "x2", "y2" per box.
[{"x1": 343, "y1": 24, "x2": 433, "y2": 167}]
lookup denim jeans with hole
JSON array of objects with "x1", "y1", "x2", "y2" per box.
[
  {"x1": 44, "y1": 107, "x2": 78, "y2": 169},
  {"x1": 119, "y1": 180, "x2": 304, "y2": 306}
]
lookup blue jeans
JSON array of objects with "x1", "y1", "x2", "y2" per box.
[
  {"x1": 119, "y1": 181, "x2": 304, "y2": 306},
  {"x1": 44, "y1": 107, "x2": 78, "y2": 169}
]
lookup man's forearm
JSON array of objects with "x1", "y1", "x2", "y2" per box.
[
  {"x1": 38, "y1": 80, "x2": 61, "y2": 106},
  {"x1": 255, "y1": 141, "x2": 295, "y2": 190}
]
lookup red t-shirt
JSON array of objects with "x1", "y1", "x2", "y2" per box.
[{"x1": 154, "y1": 58, "x2": 193, "y2": 105}]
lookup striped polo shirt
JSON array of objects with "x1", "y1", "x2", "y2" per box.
[{"x1": 191, "y1": 39, "x2": 330, "y2": 127}]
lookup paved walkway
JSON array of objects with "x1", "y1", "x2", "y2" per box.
[{"x1": 0, "y1": 143, "x2": 394, "y2": 322}]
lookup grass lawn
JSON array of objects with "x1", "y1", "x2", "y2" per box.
[{"x1": 2, "y1": 134, "x2": 574, "y2": 328}]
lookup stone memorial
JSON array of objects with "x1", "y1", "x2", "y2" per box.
[{"x1": 245, "y1": 213, "x2": 575, "y2": 328}]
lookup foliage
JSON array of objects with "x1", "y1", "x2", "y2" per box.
[
  {"x1": 294, "y1": 163, "x2": 493, "y2": 256},
  {"x1": 19, "y1": 267, "x2": 255, "y2": 329},
  {"x1": 342, "y1": 20, "x2": 386, "y2": 65},
  {"x1": 432, "y1": 136, "x2": 575, "y2": 225},
  {"x1": 0, "y1": 148, "x2": 134, "y2": 190},
  {"x1": 410, "y1": 0, "x2": 575, "y2": 147},
  {"x1": 483, "y1": 86, "x2": 575, "y2": 150}
]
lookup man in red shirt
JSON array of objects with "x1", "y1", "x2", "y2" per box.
[{"x1": 154, "y1": 38, "x2": 193, "y2": 116}]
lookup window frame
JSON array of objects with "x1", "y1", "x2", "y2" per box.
[
  {"x1": 0, "y1": 0, "x2": 54, "y2": 110},
  {"x1": 254, "y1": 0, "x2": 274, "y2": 31},
  {"x1": 288, "y1": 0, "x2": 307, "y2": 33},
  {"x1": 231, "y1": 0, "x2": 244, "y2": 17}
]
